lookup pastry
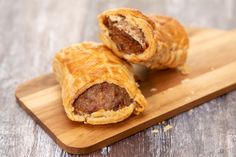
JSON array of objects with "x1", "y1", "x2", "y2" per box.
[
  {"x1": 52, "y1": 42, "x2": 147, "y2": 125},
  {"x1": 98, "y1": 8, "x2": 189, "y2": 69}
]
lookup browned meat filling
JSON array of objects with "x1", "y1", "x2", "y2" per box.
[
  {"x1": 103, "y1": 15, "x2": 147, "y2": 54},
  {"x1": 73, "y1": 82, "x2": 132, "y2": 114}
]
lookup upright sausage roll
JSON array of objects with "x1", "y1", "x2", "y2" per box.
[
  {"x1": 98, "y1": 8, "x2": 189, "y2": 69},
  {"x1": 52, "y1": 42, "x2": 147, "y2": 125}
]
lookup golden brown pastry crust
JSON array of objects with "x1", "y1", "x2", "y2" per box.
[
  {"x1": 98, "y1": 8, "x2": 189, "y2": 69},
  {"x1": 52, "y1": 42, "x2": 147, "y2": 125}
]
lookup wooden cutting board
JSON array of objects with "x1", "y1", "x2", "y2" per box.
[{"x1": 15, "y1": 28, "x2": 236, "y2": 154}]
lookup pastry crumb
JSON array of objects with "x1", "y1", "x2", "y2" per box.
[
  {"x1": 190, "y1": 91, "x2": 195, "y2": 94},
  {"x1": 101, "y1": 146, "x2": 111, "y2": 155},
  {"x1": 188, "y1": 109, "x2": 194, "y2": 115},
  {"x1": 162, "y1": 121, "x2": 167, "y2": 125},
  {"x1": 164, "y1": 125, "x2": 173, "y2": 132},
  {"x1": 210, "y1": 67, "x2": 215, "y2": 71},
  {"x1": 150, "y1": 88, "x2": 157, "y2": 92},
  {"x1": 151, "y1": 129, "x2": 159, "y2": 134},
  {"x1": 178, "y1": 65, "x2": 190, "y2": 75}
]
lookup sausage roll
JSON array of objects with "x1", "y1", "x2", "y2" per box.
[
  {"x1": 98, "y1": 8, "x2": 189, "y2": 69},
  {"x1": 52, "y1": 42, "x2": 147, "y2": 125}
]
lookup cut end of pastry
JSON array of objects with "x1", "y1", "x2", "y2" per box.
[
  {"x1": 73, "y1": 82, "x2": 132, "y2": 114},
  {"x1": 98, "y1": 8, "x2": 156, "y2": 62},
  {"x1": 70, "y1": 82, "x2": 137, "y2": 125},
  {"x1": 103, "y1": 14, "x2": 148, "y2": 55}
]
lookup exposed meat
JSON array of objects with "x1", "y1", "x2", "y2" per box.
[
  {"x1": 103, "y1": 15, "x2": 147, "y2": 54},
  {"x1": 73, "y1": 82, "x2": 131, "y2": 114}
]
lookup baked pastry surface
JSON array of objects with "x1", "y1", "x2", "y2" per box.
[
  {"x1": 52, "y1": 42, "x2": 147, "y2": 125},
  {"x1": 98, "y1": 8, "x2": 189, "y2": 69}
]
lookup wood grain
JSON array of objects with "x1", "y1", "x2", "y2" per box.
[
  {"x1": 1, "y1": 0, "x2": 236, "y2": 156},
  {"x1": 15, "y1": 29, "x2": 236, "y2": 154}
]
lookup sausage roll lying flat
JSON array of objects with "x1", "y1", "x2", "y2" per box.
[
  {"x1": 52, "y1": 42, "x2": 147, "y2": 125},
  {"x1": 98, "y1": 8, "x2": 189, "y2": 69}
]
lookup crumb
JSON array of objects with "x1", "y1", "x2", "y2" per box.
[
  {"x1": 150, "y1": 88, "x2": 157, "y2": 92},
  {"x1": 188, "y1": 109, "x2": 194, "y2": 115},
  {"x1": 178, "y1": 65, "x2": 190, "y2": 75},
  {"x1": 190, "y1": 91, "x2": 195, "y2": 94},
  {"x1": 101, "y1": 146, "x2": 111, "y2": 155},
  {"x1": 210, "y1": 67, "x2": 215, "y2": 71},
  {"x1": 181, "y1": 78, "x2": 190, "y2": 84},
  {"x1": 136, "y1": 82, "x2": 140, "y2": 87},
  {"x1": 151, "y1": 129, "x2": 159, "y2": 134},
  {"x1": 162, "y1": 121, "x2": 167, "y2": 125},
  {"x1": 164, "y1": 125, "x2": 173, "y2": 132}
]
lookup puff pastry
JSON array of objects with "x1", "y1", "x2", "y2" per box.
[
  {"x1": 52, "y1": 42, "x2": 147, "y2": 125},
  {"x1": 98, "y1": 8, "x2": 189, "y2": 69}
]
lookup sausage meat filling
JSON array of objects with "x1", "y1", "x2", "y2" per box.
[
  {"x1": 73, "y1": 82, "x2": 132, "y2": 114},
  {"x1": 103, "y1": 15, "x2": 147, "y2": 54}
]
